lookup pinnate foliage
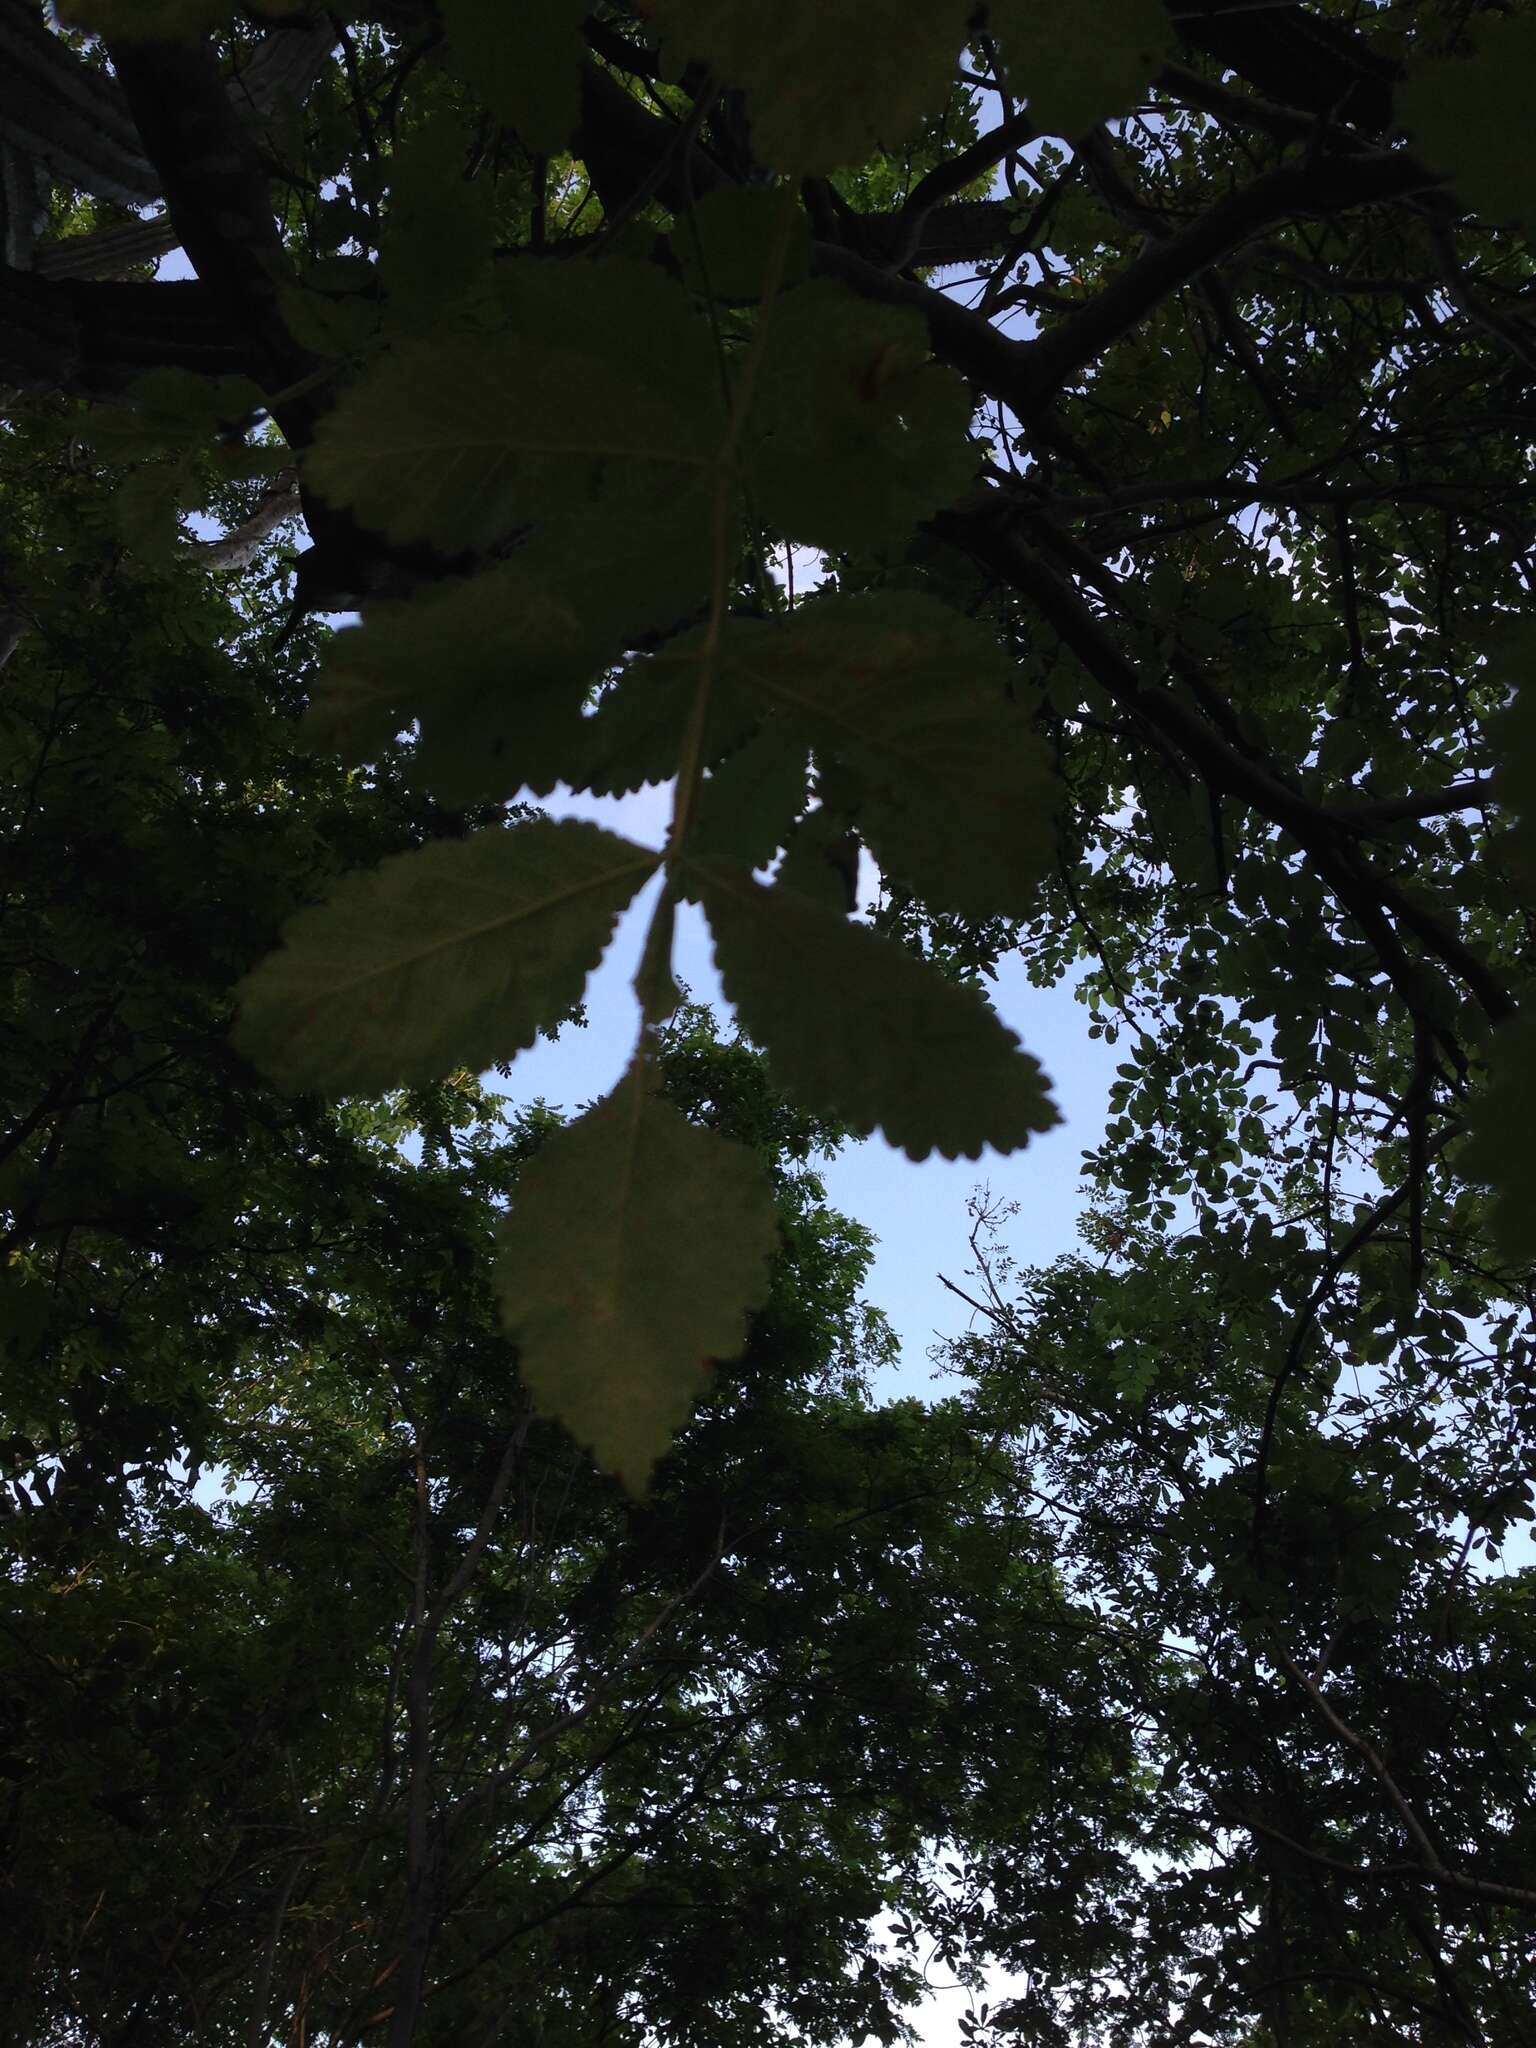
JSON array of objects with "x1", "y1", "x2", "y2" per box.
[
  {"x1": 242, "y1": 181, "x2": 1062, "y2": 1483},
  {"x1": 750, "y1": 285, "x2": 978, "y2": 550},
  {"x1": 441, "y1": 0, "x2": 587, "y2": 158},
  {"x1": 651, "y1": 0, "x2": 973, "y2": 173},
  {"x1": 305, "y1": 262, "x2": 723, "y2": 557},
  {"x1": 701, "y1": 593, "x2": 1056, "y2": 917}
]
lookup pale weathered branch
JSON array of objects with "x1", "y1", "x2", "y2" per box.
[{"x1": 191, "y1": 469, "x2": 302, "y2": 571}]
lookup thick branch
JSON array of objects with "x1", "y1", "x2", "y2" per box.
[
  {"x1": 0, "y1": 261, "x2": 252, "y2": 397},
  {"x1": 190, "y1": 469, "x2": 302, "y2": 571},
  {"x1": 0, "y1": 5, "x2": 335, "y2": 219},
  {"x1": 1279, "y1": 1653, "x2": 1536, "y2": 1910},
  {"x1": 1333, "y1": 780, "x2": 1494, "y2": 830},
  {"x1": 103, "y1": 40, "x2": 312, "y2": 410},
  {"x1": 822, "y1": 151, "x2": 1442, "y2": 424},
  {"x1": 1167, "y1": 0, "x2": 1400, "y2": 135},
  {"x1": 1014, "y1": 151, "x2": 1442, "y2": 410}
]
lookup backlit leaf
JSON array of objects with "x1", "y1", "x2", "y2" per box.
[
  {"x1": 685, "y1": 859, "x2": 1059, "y2": 1158},
  {"x1": 112, "y1": 465, "x2": 186, "y2": 564},
  {"x1": 692, "y1": 723, "x2": 810, "y2": 871},
  {"x1": 233, "y1": 821, "x2": 656, "y2": 1095},
  {"x1": 989, "y1": 0, "x2": 1171, "y2": 138},
  {"x1": 305, "y1": 563, "x2": 603, "y2": 798},
  {"x1": 574, "y1": 629, "x2": 758, "y2": 798},
  {"x1": 378, "y1": 113, "x2": 495, "y2": 331},
  {"x1": 1398, "y1": 15, "x2": 1536, "y2": 225},
  {"x1": 495, "y1": 1060, "x2": 777, "y2": 1490},
  {"x1": 1462, "y1": 1012, "x2": 1536, "y2": 1263},
  {"x1": 653, "y1": 0, "x2": 969, "y2": 173},
  {"x1": 749, "y1": 283, "x2": 976, "y2": 550},
  {"x1": 305, "y1": 261, "x2": 722, "y2": 555},
  {"x1": 672, "y1": 185, "x2": 813, "y2": 302},
  {"x1": 774, "y1": 808, "x2": 862, "y2": 915},
  {"x1": 705, "y1": 594, "x2": 1055, "y2": 916},
  {"x1": 443, "y1": 0, "x2": 586, "y2": 156}
]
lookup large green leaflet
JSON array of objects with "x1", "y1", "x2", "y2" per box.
[
  {"x1": 691, "y1": 723, "x2": 810, "y2": 872},
  {"x1": 1463, "y1": 1014, "x2": 1536, "y2": 1264},
  {"x1": 1463, "y1": 629, "x2": 1536, "y2": 1258},
  {"x1": 442, "y1": 0, "x2": 586, "y2": 158},
  {"x1": 684, "y1": 858, "x2": 1059, "y2": 1159},
  {"x1": 750, "y1": 283, "x2": 977, "y2": 551},
  {"x1": 377, "y1": 115, "x2": 496, "y2": 333},
  {"x1": 304, "y1": 261, "x2": 723, "y2": 556},
  {"x1": 574, "y1": 631, "x2": 758, "y2": 799},
  {"x1": 232, "y1": 821, "x2": 657, "y2": 1096},
  {"x1": 653, "y1": 0, "x2": 971, "y2": 173},
  {"x1": 707, "y1": 592, "x2": 1055, "y2": 917},
  {"x1": 495, "y1": 1061, "x2": 778, "y2": 1491},
  {"x1": 672, "y1": 186, "x2": 814, "y2": 303},
  {"x1": 989, "y1": 0, "x2": 1171, "y2": 139},
  {"x1": 304, "y1": 562, "x2": 601, "y2": 790},
  {"x1": 1397, "y1": 15, "x2": 1536, "y2": 227}
]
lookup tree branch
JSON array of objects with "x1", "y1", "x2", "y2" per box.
[
  {"x1": 1332, "y1": 780, "x2": 1494, "y2": 830},
  {"x1": 191, "y1": 469, "x2": 302, "y2": 571},
  {"x1": 103, "y1": 38, "x2": 316, "y2": 420},
  {"x1": 0, "y1": 261, "x2": 252, "y2": 398},
  {"x1": 937, "y1": 494, "x2": 1516, "y2": 1030},
  {"x1": 1278, "y1": 1653, "x2": 1536, "y2": 1910}
]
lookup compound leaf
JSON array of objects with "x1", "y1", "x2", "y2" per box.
[
  {"x1": 378, "y1": 113, "x2": 495, "y2": 332},
  {"x1": 495, "y1": 1061, "x2": 777, "y2": 1491},
  {"x1": 233, "y1": 821, "x2": 656, "y2": 1095},
  {"x1": 685, "y1": 858, "x2": 1059, "y2": 1158},
  {"x1": 774, "y1": 807, "x2": 862, "y2": 915},
  {"x1": 574, "y1": 628, "x2": 759, "y2": 797},
  {"x1": 671, "y1": 185, "x2": 813, "y2": 302},
  {"x1": 712, "y1": 593, "x2": 1055, "y2": 916},
  {"x1": 691, "y1": 723, "x2": 810, "y2": 871}
]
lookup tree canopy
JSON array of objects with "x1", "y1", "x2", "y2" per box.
[{"x1": 3, "y1": 1, "x2": 1536, "y2": 2043}]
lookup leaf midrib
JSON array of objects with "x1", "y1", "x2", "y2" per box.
[{"x1": 306, "y1": 847, "x2": 658, "y2": 1003}]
